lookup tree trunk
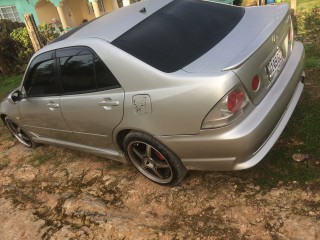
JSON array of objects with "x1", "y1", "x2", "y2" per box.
[{"x1": 24, "y1": 14, "x2": 43, "y2": 52}]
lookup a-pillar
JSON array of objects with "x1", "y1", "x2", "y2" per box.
[
  {"x1": 90, "y1": 0, "x2": 101, "y2": 18},
  {"x1": 123, "y1": 0, "x2": 130, "y2": 7},
  {"x1": 56, "y1": 3, "x2": 68, "y2": 29}
]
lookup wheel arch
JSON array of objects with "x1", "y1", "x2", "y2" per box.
[
  {"x1": 115, "y1": 128, "x2": 166, "y2": 153},
  {"x1": 0, "y1": 114, "x2": 7, "y2": 124},
  {"x1": 115, "y1": 129, "x2": 132, "y2": 152}
]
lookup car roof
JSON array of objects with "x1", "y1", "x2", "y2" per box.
[
  {"x1": 51, "y1": 0, "x2": 172, "y2": 44},
  {"x1": 46, "y1": 0, "x2": 245, "y2": 73}
]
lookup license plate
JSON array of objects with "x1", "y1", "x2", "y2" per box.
[{"x1": 266, "y1": 49, "x2": 284, "y2": 80}]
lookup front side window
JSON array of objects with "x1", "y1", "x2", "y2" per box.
[
  {"x1": 60, "y1": 54, "x2": 95, "y2": 93},
  {"x1": 25, "y1": 57, "x2": 59, "y2": 97}
]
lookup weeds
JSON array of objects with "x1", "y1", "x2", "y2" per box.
[
  {"x1": 0, "y1": 74, "x2": 22, "y2": 100},
  {"x1": 31, "y1": 152, "x2": 56, "y2": 166},
  {"x1": 0, "y1": 159, "x2": 9, "y2": 170}
]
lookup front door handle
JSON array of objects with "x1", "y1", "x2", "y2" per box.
[{"x1": 98, "y1": 98, "x2": 119, "y2": 110}]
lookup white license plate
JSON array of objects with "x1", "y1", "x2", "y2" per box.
[{"x1": 266, "y1": 49, "x2": 284, "y2": 80}]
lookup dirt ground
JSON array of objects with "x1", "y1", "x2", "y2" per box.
[{"x1": 0, "y1": 71, "x2": 320, "y2": 239}]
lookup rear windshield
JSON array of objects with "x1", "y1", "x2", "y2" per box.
[{"x1": 112, "y1": 0, "x2": 245, "y2": 73}]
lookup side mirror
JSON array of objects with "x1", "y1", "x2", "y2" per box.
[{"x1": 8, "y1": 90, "x2": 23, "y2": 104}]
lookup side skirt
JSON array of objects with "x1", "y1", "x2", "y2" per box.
[{"x1": 33, "y1": 137, "x2": 126, "y2": 163}]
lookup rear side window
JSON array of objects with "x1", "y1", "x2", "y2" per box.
[
  {"x1": 60, "y1": 54, "x2": 95, "y2": 93},
  {"x1": 94, "y1": 55, "x2": 119, "y2": 89},
  {"x1": 56, "y1": 47, "x2": 120, "y2": 94}
]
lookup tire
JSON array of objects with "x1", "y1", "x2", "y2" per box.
[
  {"x1": 5, "y1": 117, "x2": 37, "y2": 148},
  {"x1": 124, "y1": 131, "x2": 187, "y2": 186}
]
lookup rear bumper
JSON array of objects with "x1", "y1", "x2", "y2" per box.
[{"x1": 157, "y1": 41, "x2": 305, "y2": 171}]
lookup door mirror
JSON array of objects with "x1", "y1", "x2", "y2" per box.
[{"x1": 8, "y1": 90, "x2": 23, "y2": 104}]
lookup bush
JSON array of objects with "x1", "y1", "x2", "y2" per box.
[
  {"x1": 10, "y1": 23, "x2": 60, "y2": 68},
  {"x1": 10, "y1": 27, "x2": 34, "y2": 66},
  {"x1": 2, "y1": 22, "x2": 60, "y2": 76},
  {"x1": 0, "y1": 20, "x2": 25, "y2": 76},
  {"x1": 295, "y1": 7, "x2": 320, "y2": 69},
  {"x1": 296, "y1": 7, "x2": 320, "y2": 45},
  {"x1": 38, "y1": 23, "x2": 60, "y2": 44}
]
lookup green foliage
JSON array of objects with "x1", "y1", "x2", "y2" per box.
[
  {"x1": 251, "y1": 83, "x2": 320, "y2": 187},
  {"x1": 38, "y1": 24, "x2": 60, "y2": 44},
  {"x1": 0, "y1": 74, "x2": 22, "y2": 100},
  {"x1": 296, "y1": 7, "x2": 320, "y2": 44},
  {"x1": 295, "y1": 7, "x2": 320, "y2": 69},
  {"x1": 0, "y1": 19, "x2": 25, "y2": 34},
  {"x1": 10, "y1": 23, "x2": 60, "y2": 68},
  {"x1": 10, "y1": 27, "x2": 34, "y2": 65},
  {"x1": 1, "y1": 22, "x2": 60, "y2": 76},
  {"x1": 305, "y1": 44, "x2": 320, "y2": 68},
  {"x1": 0, "y1": 20, "x2": 26, "y2": 76}
]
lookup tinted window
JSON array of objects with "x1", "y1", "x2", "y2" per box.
[
  {"x1": 95, "y1": 55, "x2": 119, "y2": 89},
  {"x1": 60, "y1": 54, "x2": 95, "y2": 93},
  {"x1": 25, "y1": 59, "x2": 59, "y2": 97},
  {"x1": 112, "y1": 0, "x2": 245, "y2": 72}
]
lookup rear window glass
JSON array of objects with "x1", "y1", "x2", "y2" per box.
[{"x1": 112, "y1": 0, "x2": 245, "y2": 73}]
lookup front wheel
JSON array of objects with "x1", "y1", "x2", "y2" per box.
[
  {"x1": 5, "y1": 117, "x2": 37, "y2": 148},
  {"x1": 124, "y1": 131, "x2": 187, "y2": 186}
]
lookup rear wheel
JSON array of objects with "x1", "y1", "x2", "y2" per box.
[
  {"x1": 5, "y1": 117, "x2": 36, "y2": 148},
  {"x1": 124, "y1": 131, "x2": 187, "y2": 186}
]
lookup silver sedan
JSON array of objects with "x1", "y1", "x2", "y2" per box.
[{"x1": 0, "y1": 0, "x2": 305, "y2": 185}]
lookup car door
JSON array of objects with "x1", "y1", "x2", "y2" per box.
[
  {"x1": 19, "y1": 51, "x2": 72, "y2": 140},
  {"x1": 57, "y1": 47, "x2": 124, "y2": 149}
]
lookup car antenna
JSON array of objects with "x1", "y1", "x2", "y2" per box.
[{"x1": 139, "y1": 7, "x2": 146, "y2": 13}]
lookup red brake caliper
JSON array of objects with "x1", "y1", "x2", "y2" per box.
[{"x1": 154, "y1": 150, "x2": 165, "y2": 160}]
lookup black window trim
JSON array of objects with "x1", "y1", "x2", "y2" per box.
[
  {"x1": 23, "y1": 50, "x2": 61, "y2": 98},
  {"x1": 22, "y1": 46, "x2": 121, "y2": 98},
  {"x1": 56, "y1": 46, "x2": 121, "y2": 96}
]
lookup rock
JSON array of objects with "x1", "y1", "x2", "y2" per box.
[
  {"x1": 103, "y1": 175, "x2": 117, "y2": 186},
  {"x1": 0, "y1": 198, "x2": 45, "y2": 240},
  {"x1": 292, "y1": 154, "x2": 308, "y2": 162},
  {"x1": 62, "y1": 195, "x2": 108, "y2": 223},
  {"x1": 13, "y1": 164, "x2": 38, "y2": 182},
  {"x1": 83, "y1": 169, "x2": 102, "y2": 184}
]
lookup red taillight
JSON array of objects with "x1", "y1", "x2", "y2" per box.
[
  {"x1": 252, "y1": 75, "x2": 260, "y2": 91},
  {"x1": 228, "y1": 90, "x2": 244, "y2": 113},
  {"x1": 202, "y1": 83, "x2": 252, "y2": 129}
]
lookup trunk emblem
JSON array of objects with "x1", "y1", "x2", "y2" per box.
[{"x1": 272, "y1": 34, "x2": 279, "y2": 44}]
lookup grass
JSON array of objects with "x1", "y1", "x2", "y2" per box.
[
  {"x1": 0, "y1": 159, "x2": 9, "y2": 170},
  {"x1": 249, "y1": 91, "x2": 320, "y2": 187},
  {"x1": 0, "y1": 74, "x2": 22, "y2": 100},
  {"x1": 305, "y1": 44, "x2": 320, "y2": 68}
]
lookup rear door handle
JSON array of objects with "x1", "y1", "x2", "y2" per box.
[
  {"x1": 46, "y1": 101, "x2": 59, "y2": 110},
  {"x1": 98, "y1": 98, "x2": 119, "y2": 110}
]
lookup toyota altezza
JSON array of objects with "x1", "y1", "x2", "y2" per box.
[{"x1": 0, "y1": 0, "x2": 305, "y2": 185}]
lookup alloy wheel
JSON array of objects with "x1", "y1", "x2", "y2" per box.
[
  {"x1": 6, "y1": 120, "x2": 32, "y2": 148},
  {"x1": 127, "y1": 141, "x2": 173, "y2": 184}
]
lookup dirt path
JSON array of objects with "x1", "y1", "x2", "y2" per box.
[
  {"x1": 1, "y1": 70, "x2": 320, "y2": 240},
  {"x1": 0, "y1": 125, "x2": 319, "y2": 240}
]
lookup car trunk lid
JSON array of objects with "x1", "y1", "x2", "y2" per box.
[{"x1": 183, "y1": 4, "x2": 292, "y2": 105}]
